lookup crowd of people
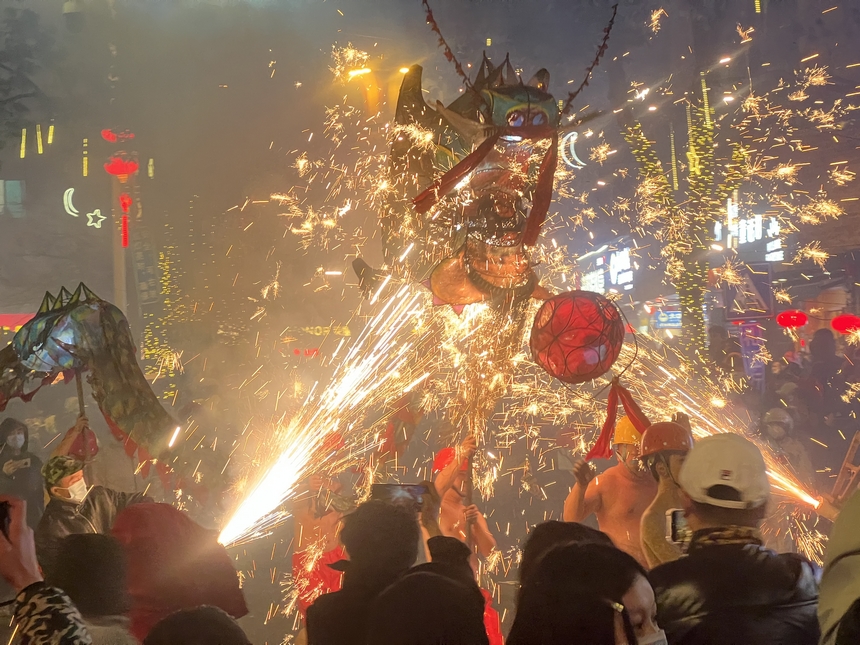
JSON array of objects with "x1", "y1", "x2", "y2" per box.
[{"x1": 1, "y1": 342, "x2": 860, "y2": 644}]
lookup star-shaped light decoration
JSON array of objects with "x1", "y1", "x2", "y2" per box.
[{"x1": 86, "y1": 209, "x2": 107, "y2": 228}]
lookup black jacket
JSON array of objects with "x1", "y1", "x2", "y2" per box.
[
  {"x1": 0, "y1": 425, "x2": 44, "y2": 529},
  {"x1": 306, "y1": 566, "x2": 404, "y2": 645},
  {"x1": 650, "y1": 540, "x2": 820, "y2": 645},
  {"x1": 0, "y1": 450, "x2": 44, "y2": 529},
  {"x1": 34, "y1": 486, "x2": 150, "y2": 579}
]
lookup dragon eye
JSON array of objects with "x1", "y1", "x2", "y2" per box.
[
  {"x1": 531, "y1": 112, "x2": 547, "y2": 126},
  {"x1": 507, "y1": 111, "x2": 525, "y2": 127}
]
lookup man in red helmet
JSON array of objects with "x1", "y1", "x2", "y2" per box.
[
  {"x1": 638, "y1": 415, "x2": 694, "y2": 569},
  {"x1": 432, "y1": 436, "x2": 496, "y2": 557},
  {"x1": 563, "y1": 415, "x2": 657, "y2": 567}
]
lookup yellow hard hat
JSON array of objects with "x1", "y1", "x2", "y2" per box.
[{"x1": 613, "y1": 415, "x2": 643, "y2": 446}]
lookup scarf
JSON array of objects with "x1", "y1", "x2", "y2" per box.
[{"x1": 688, "y1": 526, "x2": 763, "y2": 551}]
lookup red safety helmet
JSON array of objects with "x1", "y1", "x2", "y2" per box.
[
  {"x1": 432, "y1": 447, "x2": 468, "y2": 474},
  {"x1": 640, "y1": 422, "x2": 693, "y2": 458}
]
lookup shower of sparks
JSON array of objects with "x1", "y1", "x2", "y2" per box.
[
  {"x1": 329, "y1": 43, "x2": 370, "y2": 84},
  {"x1": 219, "y1": 284, "x2": 430, "y2": 546},
  {"x1": 648, "y1": 8, "x2": 668, "y2": 34},
  {"x1": 841, "y1": 382, "x2": 860, "y2": 404},
  {"x1": 829, "y1": 167, "x2": 855, "y2": 186},
  {"x1": 589, "y1": 142, "x2": 613, "y2": 164},
  {"x1": 773, "y1": 288, "x2": 792, "y2": 304},
  {"x1": 794, "y1": 242, "x2": 830, "y2": 268},
  {"x1": 391, "y1": 123, "x2": 438, "y2": 153},
  {"x1": 217, "y1": 32, "x2": 854, "y2": 585},
  {"x1": 736, "y1": 23, "x2": 754, "y2": 42},
  {"x1": 796, "y1": 198, "x2": 843, "y2": 224},
  {"x1": 261, "y1": 262, "x2": 281, "y2": 300},
  {"x1": 714, "y1": 258, "x2": 744, "y2": 286}
]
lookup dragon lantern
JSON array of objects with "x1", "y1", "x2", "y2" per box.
[
  {"x1": 380, "y1": 56, "x2": 558, "y2": 308},
  {"x1": 372, "y1": 5, "x2": 616, "y2": 310}
]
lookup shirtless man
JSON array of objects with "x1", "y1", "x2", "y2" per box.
[
  {"x1": 433, "y1": 436, "x2": 496, "y2": 557},
  {"x1": 638, "y1": 418, "x2": 694, "y2": 569},
  {"x1": 563, "y1": 416, "x2": 657, "y2": 567}
]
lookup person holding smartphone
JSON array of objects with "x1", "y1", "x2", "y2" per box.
[
  {"x1": 637, "y1": 417, "x2": 694, "y2": 569},
  {"x1": 0, "y1": 419, "x2": 44, "y2": 530}
]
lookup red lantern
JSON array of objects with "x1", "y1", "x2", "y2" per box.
[
  {"x1": 119, "y1": 193, "x2": 133, "y2": 214},
  {"x1": 104, "y1": 156, "x2": 139, "y2": 183},
  {"x1": 776, "y1": 310, "x2": 808, "y2": 328},
  {"x1": 101, "y1": 129, "x2": 118, "y2": 143},
  {"x1": 832, "y1": 313, "x2": 860, "y2": 334},
  {"x1": 530, "y1": 290, "x2": 625, "y2": 384}
]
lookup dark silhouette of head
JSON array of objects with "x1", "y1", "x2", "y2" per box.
[
  {"x1": 143, "y1": 606, "x2": 250, "y2": 645},
  {"x1": 811, "y1": 328, "x2": 837, "y2": 359},
  {"x1": 509, "y1": 542, "x2": 645, "y2": 645},
  {"x1": 708, "y1": 325, "x2": 729, "y2": 345},
  {"x1": 47, "y1": 533, "x2": 129, "y2": 619},
  {"x1": 519, "y1": 521, "x2": 613, "y2": 589},
  {"x1": 340, "y1": 500, "x2": 419, "y2": 575},
  {"x1": 367, "y1": 571, "x2": 489, "y2": 645}
]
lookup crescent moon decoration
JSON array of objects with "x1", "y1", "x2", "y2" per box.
[
  {"x1": 561, "y1": 131, "x2": 587, "y2": 169},
  {"x1": 63, "y1": 187, "x2": 79, "y2": 216}
]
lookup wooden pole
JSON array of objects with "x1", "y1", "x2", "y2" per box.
[
  {"x1": 75, "y1": 371, "x2": 89, "y2": 461},
  {"x1": 75, "y1": 371, "x2": 85, "y2": 417}
]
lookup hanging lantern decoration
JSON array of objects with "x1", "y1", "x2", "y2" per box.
[
  {"x1": 104, "y1": 156, "x2": 139, "y2": 183},
  {"x1": 101, "y1": 129, "x2": 135, "y2": 143},
  {"x1": 121, "y1": 215, "x2": 129, "y2": 248},
  {"x1": 831, "y1": 313, "x2": 860, "y2": 334},
  {"x1": 530, "y1": 290, "x2": 625, "y2": 384},
  {"x1": 119, "y1": 193, "x2": 133, "y2": 214},
  {"x1": 776, "y1": 310, "x2": 808, "y2": 329}
]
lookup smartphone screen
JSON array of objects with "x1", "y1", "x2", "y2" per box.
[
  {"x1": 665, "y1": 508, "x2": 690, "y2": 544},
  {"x1": 370, "y1": 484, "x2": 429, "y2": 512}
]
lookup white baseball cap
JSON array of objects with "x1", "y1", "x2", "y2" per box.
[{"x1": 678, "y1": 433, "x2": 770, "y2": 509}]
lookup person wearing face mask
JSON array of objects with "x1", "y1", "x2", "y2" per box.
[
  {"x1": 34, "y1": 455, "x2": 151, "y2": 581},
  {"x1": 638, "y1": 418, "x2": 694, "y2": 569},
  {"x1": 564, "y1": 416, "x2": 658, "y2": 568},
  {"x1": 0, "y1": 418, "x2": 45, "y2": 530},
  {"x1": 761, "y1": 407, "x2": 816, "y2": 490}
]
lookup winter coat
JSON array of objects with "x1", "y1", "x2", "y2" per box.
[
  {"x1": 14, "y1": 582, "x2": 92, "y2": 645},
  {"x1": 306, "y1": 566, "x2": 406, "y2": 645},
  {"x1": 650, "y1": 532, "x2": 819, "y2": 645},
  {"x1": 0, "y1": 426, "x2": 44, "y2": 529},
  {"x1": 34, "y1": 486, "x2": 150, "y2": 580}
]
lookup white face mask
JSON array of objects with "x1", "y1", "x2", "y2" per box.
[
  {"x1": 637, "y1": 629, "x2": 668, "y2": 645},
  {"x1": 58, "y1": 479, "x2": 89, "y2": 503},
  {"x1": 5, "y1": 435, "x2": 24, "y2": 450}
]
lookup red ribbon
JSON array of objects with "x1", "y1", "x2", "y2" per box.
[
  {"x1": 412, "y1": 126, "x2": 559, "y2": 248},
  {"x1": 585, "y1": 379, "x2": 650, "y2": 461}
]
